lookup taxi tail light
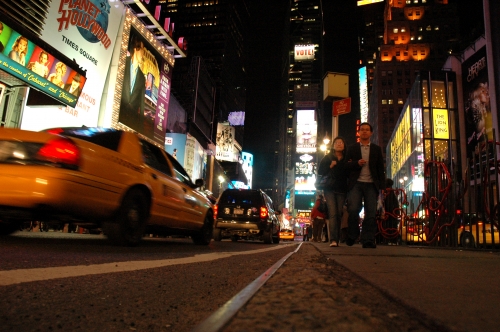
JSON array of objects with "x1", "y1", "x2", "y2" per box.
[
  {"x1": 36, "y1": 137, "x2": 80, "y2": 169},
  {"x1": 260, "y1": 206, "x2": 268, "y2": 219},
  {"x1": 214, "y1": 205, "x2": 218, "y2": 219}
]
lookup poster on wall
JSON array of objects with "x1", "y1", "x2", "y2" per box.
[
  {"x1": 462, "y1": 46, "x2": 491, "y2": 158},
  {"x1": 0, "y1": 21, "x2": 86, "y2": 108},
  {"x1": 118, "y1": 26, "x2": 172, "y2": 145},
  {"x1": 20, "y1": 0, "x2": 124, "y2": 131}
]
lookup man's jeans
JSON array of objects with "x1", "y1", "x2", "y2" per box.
[{"x1": 347, "y1": 181, "x2": 378, "y2": 243}]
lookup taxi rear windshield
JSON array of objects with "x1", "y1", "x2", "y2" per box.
[{"x1": 219, "y1": 191, "x2": 261, "y2": 205}]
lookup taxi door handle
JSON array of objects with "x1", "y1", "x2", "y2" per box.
[{"x1": 151, "y1": 173, "x2": 157, "y2": 180}]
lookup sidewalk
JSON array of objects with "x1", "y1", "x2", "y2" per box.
[
  {"x1": 223, "y1": 241, "x2": 500, "y2": 332},
  {"x1": 317, "y1": 242, "x2": 500, "y2": 332}
]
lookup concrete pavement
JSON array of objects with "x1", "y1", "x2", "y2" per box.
[{"x1": 311, "y1": 242, "x2": 500, "y2": 332}]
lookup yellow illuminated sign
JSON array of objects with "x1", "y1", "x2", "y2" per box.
[
  {"x1": 357, "y1": 0, "x2": 384, "y2": 6},
  {"x1": 390, "y1": 106, "x2": 411, "y2": 176},
  {"x1": 433, "y1": 108, "x2": 449, "y2": 139}
]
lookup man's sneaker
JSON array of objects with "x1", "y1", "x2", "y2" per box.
[
  {"x1": 329, "y1": 241, "x2": 338, "y2": 247},
  {"x1": 346, "y1": 238, "x2": 355, "y2": 246}
]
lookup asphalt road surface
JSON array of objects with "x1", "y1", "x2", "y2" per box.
[{"x1": 0, "y1": 231, "x2": 297, "y2": 331}]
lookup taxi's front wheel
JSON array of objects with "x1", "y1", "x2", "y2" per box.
[{"x1": 104, "y1": 189, "x2": 149, "y2": 246}]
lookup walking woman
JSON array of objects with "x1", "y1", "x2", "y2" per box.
[{"x1": 317, "y1": 136, "x2": 349, "y2": 247}]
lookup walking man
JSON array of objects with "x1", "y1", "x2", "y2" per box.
[{"x1": 345, "y1": 122, "x2": 385, "y2": 248}]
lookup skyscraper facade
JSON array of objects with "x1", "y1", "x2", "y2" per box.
[{"x1": 364, "y1": 0, "x2": 460, "y2": 157}]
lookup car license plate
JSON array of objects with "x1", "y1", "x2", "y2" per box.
[{"x1": 233, "y1": 208, "x2": 244, "y2": 215}]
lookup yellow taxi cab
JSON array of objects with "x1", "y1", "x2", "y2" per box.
[
  {"x1": 0, "y1": 127, "x2": 214, "y2": 246},
  {"x1": 400, "y1": 217, "x2": 427, "y2": 243},
  {"x1": 279, "y1": 229, "x2": 295, "y2": 241},
  {"x1": 458, "y1": 220, "x2": 500, "y2": 248}
]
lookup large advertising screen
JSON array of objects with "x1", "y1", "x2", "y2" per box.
[
  {"x1": 117, "y1": 25, "x2": 173, "y2": 145},
  {"x1": 462, "y1": 46, "x2": 491, "y2": 158},
  {"x1": 294, "y1": 153, "x2": 317, "y2": 191},
  {"x1": 0, "y1": 21, "x2": 86, "y2": 108},
  {"x1": 215, "y1": 123, "x2": 237, "y2": 161},
  {"x1": 20, "y1": 0, "x2": 124, "y2": 131},
  {"x1": 296, "y1": 109, "x2": 317, "y2": 153},
  {"x1": 359, "y1": 66, "x2": 368, "y2": 122}
]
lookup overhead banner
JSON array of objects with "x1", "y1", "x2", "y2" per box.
[
  {"x1": 20, "y1": 0, "x2": 124, "y2": 131},
  {"x1": 0, "y1": 21, "x2": 86, "y2": 108}
]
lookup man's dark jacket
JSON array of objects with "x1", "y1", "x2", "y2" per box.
[{"x1": 345, "y1": 142, "x2": 385, "y2": 191}]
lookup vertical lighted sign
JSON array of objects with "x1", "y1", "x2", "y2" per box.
[
  {"x1": 433, "y1": 109, "x2": 449, "y2": 139},
  {"x1": 296, "y1": 109, "x2": 317, "y2": 153},
  {"x1": 359, "y1": 66, "x2": 368, "y2": 122}
]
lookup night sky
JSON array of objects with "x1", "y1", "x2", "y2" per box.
[{"x1": 243, "y1": 0, "x2": 484, "y2": 191}]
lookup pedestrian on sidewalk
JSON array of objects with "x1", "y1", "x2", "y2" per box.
[
  {"x1": 310, "y1": 194, "x2": 327, "y2": 243},
  {"x1": 303, "y1": 225, "x2": 309, "y2": 241},
  {"x1": 317, "y1": 136, "x2": 349, "y2": 247},
  {"x1": 345, "y1": 122, "x2": 385, "y2": 248}
]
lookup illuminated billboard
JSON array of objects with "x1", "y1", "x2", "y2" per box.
[
  {"x1": 359, "y1": 66, "x2": 368, "y2": 122},
  {"x1": 0, "y1": 21, "x2": 86, "y2": 108},
  {"x1": 390, "y1": 106, "x2": 411, "y2": 177},
  {"x1": 20, "y1": 0, "x2": 124, "y2": 131},
  {"x1": 117, "y1": 25, "x2": 173, "y2": 145},
  {"x1": 294, "y1": 45, "x2": 315, "y2": 61},
  {"x1": 357, "y1": 0, "x2": 384, "y2": 6},
  {"x1": 242, "y1": 152, "x2": 253, "y2": 189},
  {"x1": 433, "y1": 109, "x2": 449, "y2": 139},
  {"x1": 462, "y1": 46, "x2": 491, "y2": 159},
  {"x1": 296, "y1": 109, "x2": 317, "y2": 153},
  {"x1": 228, "y1": 111, "x2": 245, "y2": 126},
  {"x1": 216, "y1": 123, "x2": 237, "y2": 161},
  {"x1": 294, "y1": 153, "x2": 317, "y2": 191}
]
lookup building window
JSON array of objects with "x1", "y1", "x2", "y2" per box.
[
  {"x1": 404, "y1": 51, "x2": 408, "y2": 56},
  {"x1": 388, "y1": 99, "x2": 394, "y2": 104},
  {"x1": 393, "y1": 28, "x2": 398, "y2": 33},
  {"x1": 396, "y1": 51, "x2": 400, "y2": 56},
  {"x1": 426, "y1": 25, "x2": 432, "y2": 31},
  {"x1": 401, "y1": 27, "x2": 406, "y2": 33},
  {"x1": 382, "y1": 71, "x2": 387, "y2": 76},
  {"x1": 398, "y1": 98, "x2": 404, "y2": 104},
  {"x1": 434, "y1": 26, "x2": 439, "y2": 31}
]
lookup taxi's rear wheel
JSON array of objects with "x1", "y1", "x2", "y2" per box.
[
  {"x1": 192, "y1": 213, "x2": 213, "y2": 245},
  {"x1": 105, "y1": 189, "x2": 149, "y2": 246},
  {"x1": 461, "y1": 232, "x2": 475, "y2": 248}
]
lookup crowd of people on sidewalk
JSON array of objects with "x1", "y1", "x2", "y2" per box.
[{"x1": 309, "y1": 122, "x2": 390, "y2": 249}]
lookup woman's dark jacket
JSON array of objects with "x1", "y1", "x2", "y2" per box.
[{"x1": 317, "y1": 151, "x2": 348, "y2": 194}]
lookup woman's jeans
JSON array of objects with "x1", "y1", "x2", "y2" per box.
[
  {"x1": 312, "y1": 217, "x2": 325, "y2": 242},
  {"x1": 324, "y1": 190, "x2": 346, "y2": 243}
]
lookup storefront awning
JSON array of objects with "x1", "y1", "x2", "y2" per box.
[{"x1": 219, "y1": 161, "x2": 248, "y2": 185}]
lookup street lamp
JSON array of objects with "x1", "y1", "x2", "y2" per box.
[{"x1": 320, "y1": 133, "x2": 330, "y2": 155}]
